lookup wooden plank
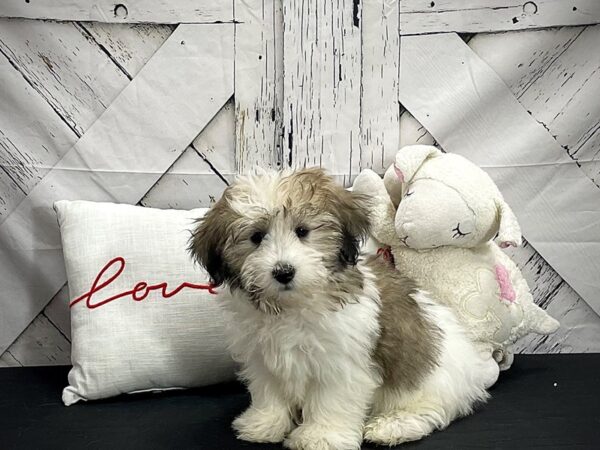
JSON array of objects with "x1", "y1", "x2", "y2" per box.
[
  {"x1": 0, "y1": 60, "x2": 77, "y2": 221},
  {"x1": 0, "y1": 166, "x2": 22, "y2": 219},
  {"x1": 42, "y1": 285, "x2": 71, "y2": 340},
  {"x1": 192, "y1": 97, "x2": 236, "y2": 177},
  {"x1": 399, "y1": 110, "x2": 435, "y2": 150},
  {"x1": 0, "y1": 19, "x2": 130, "y2": 137},
  {"x1": 1, "y1": 314, "x2": 70, "y2": 366},
  {"x1": 139, "y1": 147, "x2": 229, "y2": 209},
  {"x1": 283, "y1": 0, "x2": 362, "y2": 185},
  {"x1": 0, "y1": 1, "x2": 233, "y2": 24},
  {"x1": 0, "y1": 19, "x2": 134, "y2": 223},
  {"x1": 81, "y1": 22, "x2": 175, "y2": 78},
  {"x1": 360, "y1": 0, "x2": 400, "y2": 173},
  {"x1": 399, "y1": 32, "x2": 600, "y2": 315},
  {"x1": 513, "y1": 282, "x2": 600, "y2": 354},
  {"x1": 0, "y1": 24, "x2": 234, "y2": 355},
  {"x1": 0, "y1": 350, "x2": 21, "y2": 367},
  {"x1": 471, "y1": 25, "x2": 600, "y2": 187},
  {"x1": 400, "y1": 0, "x2": 600, "y2": 35},
  {"x1": 142, "y1": 98, "x2": 235, "y2": 208},
  {"x1": 234, "y1": 0, "x2": 284, "y2": 173}
]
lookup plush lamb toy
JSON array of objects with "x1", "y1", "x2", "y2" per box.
[{"x1": 354, "y1": 145, "x2": 559, "y2": 385}]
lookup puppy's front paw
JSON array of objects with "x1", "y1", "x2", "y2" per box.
[
  {"x1": 284, "y1": 425, "x2": 361, "y2": 450},
  {"x1": 364, "y1": 411, "x2": 434, "y2": 445},
  {"x1": 232, "y1": 407, "x2": 293, "y2": 443}
]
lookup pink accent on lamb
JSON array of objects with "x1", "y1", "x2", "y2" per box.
[
  {"x1": 394, "y1": 164, "x2": 404, "y2": 182},
  {"x1": 500, "y1": 241, "x2": 515, "y2": 248},
  {"x1": 495, "y1": 264, "x2": 516, "y2": 302}
]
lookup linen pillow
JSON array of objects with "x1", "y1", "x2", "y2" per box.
[{"x1": 54, "y1": 200, "x2": 236, "y2": 406}]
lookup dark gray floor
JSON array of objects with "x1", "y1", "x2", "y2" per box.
[{"x1": 1, "y1": 354, "x2": 598, "y2": 449}]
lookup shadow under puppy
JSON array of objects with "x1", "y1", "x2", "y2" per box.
[{"x1": 189, "y1": 168, "x2": 491, "y2": 450}]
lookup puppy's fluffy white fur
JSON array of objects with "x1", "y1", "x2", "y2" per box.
[{"x1": 190, "y1": 169, "x2": 494, "y2": 450}]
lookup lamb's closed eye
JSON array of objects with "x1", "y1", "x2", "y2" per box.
[{"x1": 452, "y1": 223, "x2": 471, "y2": 238}]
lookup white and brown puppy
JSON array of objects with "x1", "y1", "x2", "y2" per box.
[{"x1": 189, "y1": 168, "x2": 492, "y2": 450}]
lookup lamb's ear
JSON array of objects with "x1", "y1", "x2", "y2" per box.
[
  {"x1": 384, "y1": 145, "x2": 441, "y2": 206},
  {"x1": 383, "y1": 165, "x2": 404, "y2": 208},
  {"x1": 494, "y1": 199, "x2": 522, "y2": 248},
  {"x1": 188, "y1": 199, "x2": 233, "y2": 285}
]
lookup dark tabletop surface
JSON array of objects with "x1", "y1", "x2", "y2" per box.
[{"x1": 0, "y1": 354, "x2": 599, "y2": 450}]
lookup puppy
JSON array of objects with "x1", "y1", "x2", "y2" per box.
[{"x1": 189, "y1": 168, "x2": 493, "y2": 450}]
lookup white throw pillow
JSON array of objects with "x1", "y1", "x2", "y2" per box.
[{"x1": 54, "y1": 200, "x2": 236, "y2": 406}]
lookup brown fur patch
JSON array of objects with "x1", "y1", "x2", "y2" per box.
[
  {"x1": 280, "y1": 168, "x2": 371, "y2": 266},
  {"x1": 367, "y1": 255, "x2": 442, "y2": 390}
]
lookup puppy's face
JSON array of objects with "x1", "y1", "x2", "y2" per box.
[{"x1": 189, "y1": 168, "x2": 369, "y2": 313}]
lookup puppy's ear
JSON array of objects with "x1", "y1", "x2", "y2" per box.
[
  {"x1": 338, "y1": 191, "x2": 371, "y2": 265},
  {"x1": 188, "y1": 198, "x2": 232, "y2": 285}
]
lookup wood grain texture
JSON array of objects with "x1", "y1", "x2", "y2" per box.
[
  {"x1": 192, "y1": 97, "x2": 236, "y2": 179},
  {"x1": 0, "y1": 56, "x2": 77, "y2": 221},
  {"x1": 0, "y1": 19, "x2": 129, "y2": 136},
  {"x1": 139, "y1": 147, "x2": 229, "y2": 209},
  {"x1": 0, "y1": 19, "x2": 134, "y2": 224},
  {"x1": 470, "y1": 25, "x2": 600, "y2": 187},
  {"x1": 513, "y1": 281, "x2": 600, "y2": 354},
  {"x1": 0, "y1": 314, "x2": 70, "y2": 366},
  {"x1": 141, "y1": 97, "x2": 235, "y2": 209},
  {"x1": 42, "y1": 285, "x2": 71, "y2": 341},
  {"x1": 360, "y1": 0, "x2": 400, "y2": 173},
  {"x1": 234, "y1": 0, "x2": 284, "y2": 173},
  {"x1": 0, "y1": 24, "x2": 234, "y2": 355},
  {"x1": 283, "y1": 0, "x2": 361, "y2": 186},
  {"x1": 399, "y1": 110, "x2": 435, "y2": 149},
  {"x1": 81, "y1": 22, "x2": 175, "y2": 78},
  {"x1": 0, "y1": 314, "x2": 71, "y2": 366},
  {"x1": 400, "y1": 0, "x2": 600, "y2": 35},
  {"x1": 0, "y1": 0, "x2": 233, "y2": 24},
  {"x1": 0, "y1": 350, "x2": 20, "y2": 367},
  {"x1": 502, "y1": 239, "x2": 600, "y2": 353},
  {"x1": 399, "y1": 32, "x2": 600, "y2": 316}
]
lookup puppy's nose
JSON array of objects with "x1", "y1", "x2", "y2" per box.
[{"x1": 272, "y1": 263, "x2": 295, "y2": 285}]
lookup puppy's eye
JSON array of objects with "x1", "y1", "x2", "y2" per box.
[
  {"x1": 250, "y1": 231, "x2": 265, "y2": 245},
  {"x1": 295, "y1": 227, "x2": 309, "y2": 238},
  {"x1": 405, "y1": 190, "x2": 414, "y2": 197}
]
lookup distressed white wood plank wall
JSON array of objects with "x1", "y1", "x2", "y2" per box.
[
  {"x1": 283, "y1": 0, "x2": 362, "y2": 185},
  {"x1": 471, "y1": 26, "x2": 600, "y2": 187},
  {"x1": 361, "y1": 0, "x2": 400, "y2": 173},
  {"x1": 234, "y1": 0, "x2": 284, "y2": 173},
  {"x1": 0, "y1": 0, "x2": 233, "y2": 23},
  {"x1": 400, "y1": 0, "x2": 600, "y2": 34},
  {"x1": 2, "y1": 1, "x2": 600, "y2": 365}
]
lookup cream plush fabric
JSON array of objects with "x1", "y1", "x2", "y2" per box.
[
  {"x1": 54, "y1": 201, "x2": 236, "y2": 405},
  {"x1": 353, "y1": 145, "x2": 559, "y2": 381}
]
